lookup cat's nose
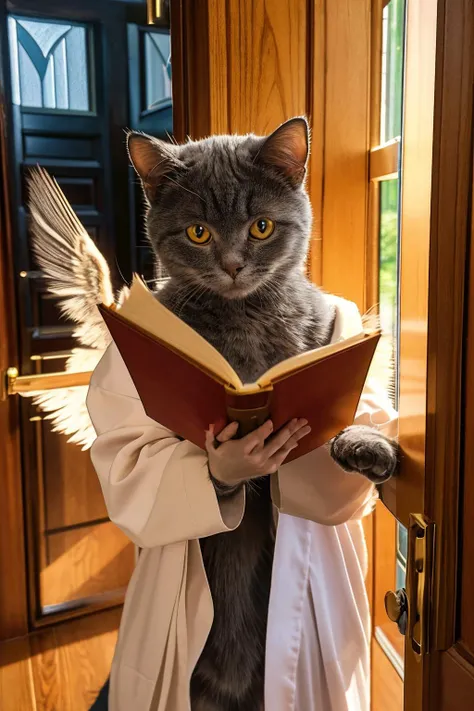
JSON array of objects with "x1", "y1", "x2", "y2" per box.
[{"x1": 222, "y1": 260, "x2": 245, "y2": 280}]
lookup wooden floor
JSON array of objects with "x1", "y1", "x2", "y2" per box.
[
  {"x1": 372, "y1": 639, "x2": 403, "y2": 711},
  {"x1": 0, "y1": 607, "x2": 120, "y2": 711}
]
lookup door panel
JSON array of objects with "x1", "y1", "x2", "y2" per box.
[
  {"x1": 6, "y1": 3, "x2": 133, "y2": 625},
  {"x1": 42, "y1": 421, "x2": 106, "y2": 530},
  {"x1": 1, "y1": 0, "x2": 172, "y2": 629},
  {"x1": 432, "y1": 166, "x2": 474, "y2": 705},
  {"x1": 42, "y1": 523, "x2": 134, "y2": 609},
  {"x1": 438, "y1": 652, "x2": 474, "y2": 709}
]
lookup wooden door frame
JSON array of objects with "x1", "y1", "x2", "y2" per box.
[
  {"x1": 0, "y1": 0, "x2": 28, "y2": 641},
  {"x1": 341, "y1": 0, "x2": 474, "y2": 708},
  {"x1": 425, "y1": 0, "x2": 474, "y2": 705}
]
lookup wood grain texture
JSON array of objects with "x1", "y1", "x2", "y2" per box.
[
  {"x1": 176, "y1": 0, "x2": 326, "y2": 283},
  {"x1": 170, "y1": 0, "x2": 186, "y2": 141},
  {"x1": 380, "y1": 0, "x2": 437, "y2": 527},
  {"x1": 320, "y1": 0, "x2": 371, "y2": 311},
  {"x1": 0, "y1": 638, "x2": 36, "y2": 711},
  {"x1": 53, "y1": 611, "x2": 118, "y2": 709},
  {"x1": 226, "y1": 0, "x2": 308, "y2": 135},
  {"x1": 424, "y1": 0, "x2": 474, "y2": 653},
  {"x1": 178, "y1": 0, "x2": 213, "y2": 140},
  {"x1": 30, "y1": 609, "x2": 120, "y2": 711},
  {"x1": 369, "y1": 141, "x2": 399, "y2": 181},
  {"x1": 365, "y1": 0, "x2": 383, "y2": 311},
  {"x1": 207, "y1": 0, "x2": 229, "y2": 134},
  {"x1": 372, "y1": 638, "x2": 403, "y2": 711},
  {"x1": 459, "y1": 107, "x2": 474, "y2": 661},
  {"x1": 307, "y1": 0, "x2": 325, "y2": 285},
  {"x1": 42, "y1": 424, "x2": 107, "y2": 531},
  {"x1": 41, "y1": 523, "x2": 134, "y2": 608},
  {"x1": 395, "y1": 7, "x2": 438, "y2": 708},
  {"x1": 0, "y1": 1, "x2": 28, "y2": 641},
  {"x1": 462, "y1": 261, "x2": 474, "y2": 655},
  {"x1": 0, "y1": 607, "x2": 120, "y2": 711}
]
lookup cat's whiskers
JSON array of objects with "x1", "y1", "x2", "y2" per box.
[{"x1": 174, "y1": 281, "x2": 213, "y2": 317}]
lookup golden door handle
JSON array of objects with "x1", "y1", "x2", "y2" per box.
[
  {"x1": 406, "y1": 513, "x2": 435, "y2": 657},
  {"x1": 5, "y1": 367, "x2": 92, "y2": 396}
]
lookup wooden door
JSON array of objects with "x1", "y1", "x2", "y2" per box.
[
  {"x1": 435, "y1": 228, "x2": 474, "y2": 700},
  {"x1": 358, "y1": 0, "x2": 474, "y2": 709},
  {"x1": 0, "y1": 0, "x2": 173, "y2": 636}
]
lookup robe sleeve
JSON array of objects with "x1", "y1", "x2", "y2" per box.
[
  {"x1": 86, "y1": 343, "x2": 245, "y2": 548},
  {"x1": 271, "y1": 379, "x2": 398, "y2": 525}
]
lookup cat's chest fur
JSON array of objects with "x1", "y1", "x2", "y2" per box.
[
  {"x1": 201, "y1": 306, "x2": 304, "y2": 382},
  {"x1": 160, "y1": 280, "x2": 335, "y2": 383}
]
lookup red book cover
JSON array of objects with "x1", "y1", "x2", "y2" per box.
[{"x1": 99, "y1": 305, "x2": 379, "y2": 463}]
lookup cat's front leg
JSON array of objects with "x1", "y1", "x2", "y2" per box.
[{"x1": 330, "y1": 425, "x2": 398, "y2": 483}]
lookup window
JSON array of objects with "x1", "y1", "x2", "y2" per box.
[
  {"x1": 8, "y1": 16, "x2": 93, "y2": 113},
  {"x1": 379, "y1": 178, "x2": 399, "y2": 409},
  {"x1": 144, "y1": 31, "x2": 171, "y2": 112},
  {"x1": 380, "y1": 0, "x2": 405, "y2": 143},
  {"x1": 370, "y1": 0, "x2": 407, "y2": 696}
]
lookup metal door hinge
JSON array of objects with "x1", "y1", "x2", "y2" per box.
[{"x1": 406, "y1": 513, "x2": 435, "y2": 658}]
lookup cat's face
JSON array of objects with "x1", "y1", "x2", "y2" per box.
[{"x1": 128, "y1": 119, "x2": 312, "y2": 299}]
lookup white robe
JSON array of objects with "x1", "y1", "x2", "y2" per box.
[{"x1": 86, "y1": 295, "x2": 397, "y2": 711}]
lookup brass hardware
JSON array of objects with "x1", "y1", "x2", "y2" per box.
[
  {"x1": 384, "y1": 514, "x2": 434, "y2": 658},
  {"x1": 31, "y1": 351, "x2": 73, "y2": 361},
  {"x1": 147, "y1": 0, "x2": 166, "y2": 24},
  {"x1": 19, "y1": 270, "x2": 27, "y2": 278},
  {"x1": 29, "y1": 416, "x2": 43, "y2": 422},
  {"x1": 384, "y1": 588, "x2": 408, "y2": 635},
  {"x1": 406, "y1": 513, "x2": 435, "y2": 658},
  {"x1": 6, "y1": 367, "x2": 92, "y2": 396}
]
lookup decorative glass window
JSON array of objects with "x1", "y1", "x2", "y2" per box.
[
  {"x1": 8, "y1": 16, "x2": 93, "y2": 112},
  {"x1": 144, "y1": 31, "x2": 171, "y2": 112}
]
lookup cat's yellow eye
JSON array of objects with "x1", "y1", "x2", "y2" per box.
[
  {"x1": 249, "y1": 218, "x2": 275, "y2": 240},
  {"x1": 186, "y1": 224, "x2": 212, "y2": 245}
]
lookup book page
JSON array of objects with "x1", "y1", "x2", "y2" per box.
[
  {"x1": 118, "y1": 277, "x2": 242, "y2": 389},
  {"x1": 256, "y1": 332, "x2": 371, "y2": 387}
]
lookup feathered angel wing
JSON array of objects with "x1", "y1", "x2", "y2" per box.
[{"x1": 26, "y1": 167, "x2": 126, "y2": 449}]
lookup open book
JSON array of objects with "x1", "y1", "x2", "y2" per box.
[{"x1": 99, "y1": 277, "x2": 380, "y2": 462}]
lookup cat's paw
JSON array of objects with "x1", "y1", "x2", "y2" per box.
[{"x1": 330, "y1": 425, "x2": 398, "y2": 483}]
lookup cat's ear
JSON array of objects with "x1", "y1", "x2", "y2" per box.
[
  {"x1": 257, "y1": 117, "x2": 309, "y2": 186},
  {"x1": 127, "y1": 132, "x2": 181, "y2": 199}
]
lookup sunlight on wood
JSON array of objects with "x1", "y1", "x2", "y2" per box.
[
  {"x1": 41, "y1": 523, "x2": 134, "y2": 607},
  {"x1": 372, "y1": 639, "x2": 403, "y2": 711}
]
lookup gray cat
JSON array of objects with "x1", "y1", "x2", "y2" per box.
[
  {"x1": 126, "y1": 118, "x2": 397, "y2": 711},
  {"x1": 28, "y1": 118, "x2": 397, "y2": 711}
]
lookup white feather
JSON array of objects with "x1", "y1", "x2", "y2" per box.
[{"x1": 25, "y1": 168, "x2": 121, "y2": 448}]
